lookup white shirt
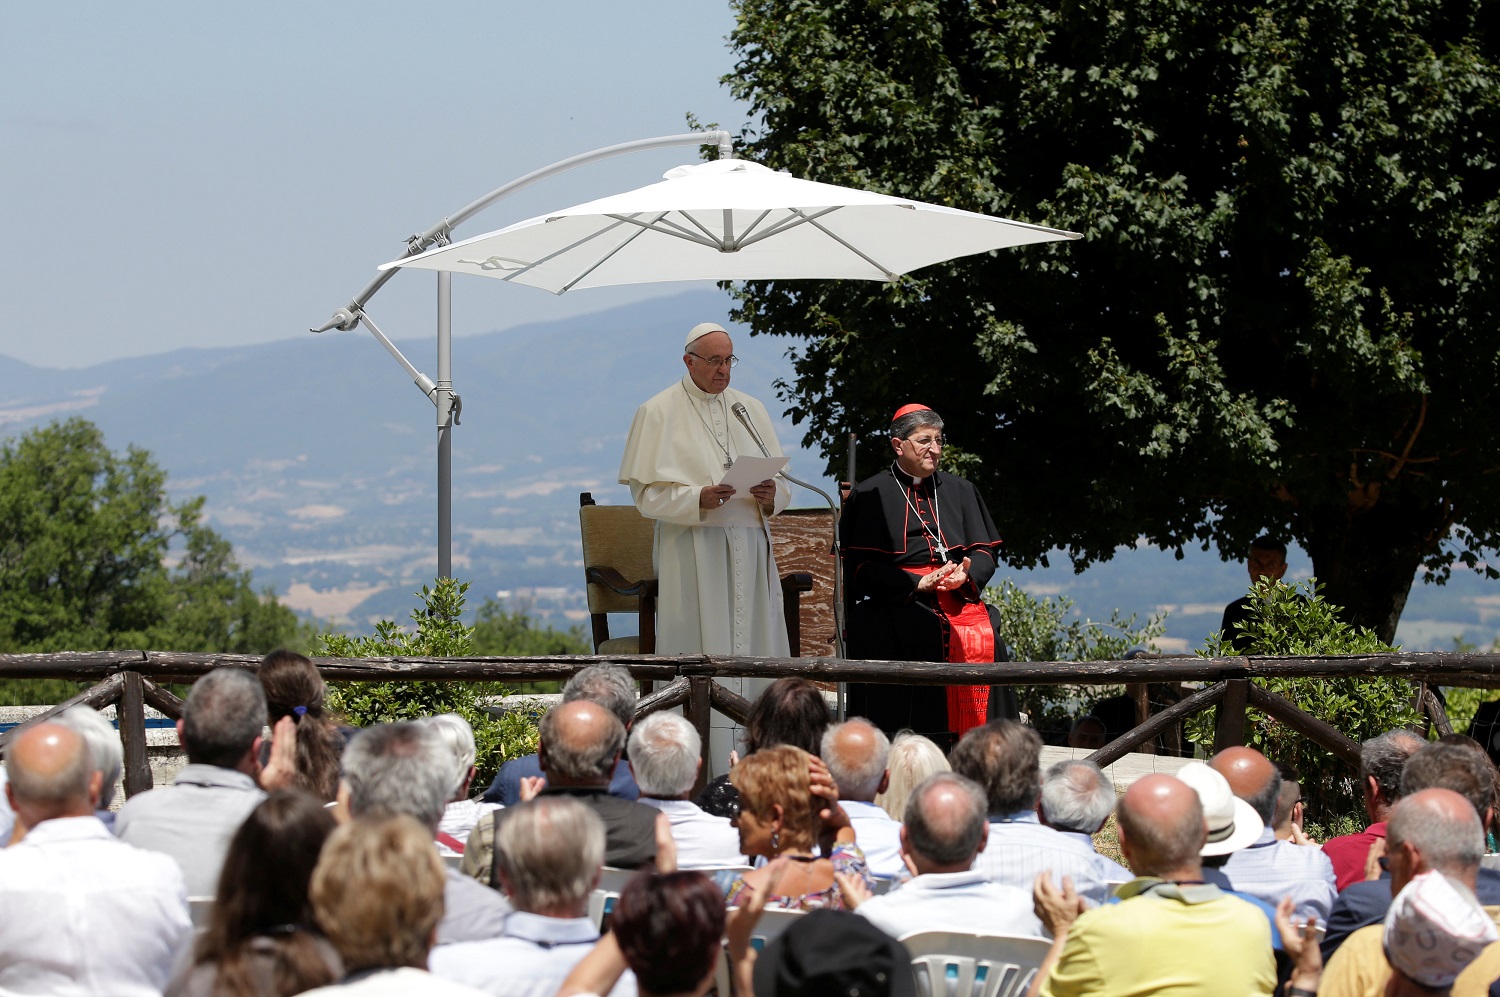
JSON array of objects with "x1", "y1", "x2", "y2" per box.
[
  {"x1": 843, "y1": 800, "x2": 906, "y2": 880},
  {"x1": 1057, "y1": 829, "x2": 1134, "y2": 883},
  {"x1": 438, "y1": 800, "x2": 501, "y2": 857},
  {"x1": 429, "y1": 912, "x2": 638, "y2": 997},
  {"x1": 856, "y1": 869, "x2": 1046, "y2": 940},
  {"x1": 439, "y1": 867, "x2": 512, "y2": 945},
  {"x1": 1215, "y1": 826, "x2": 1339, "y2": 921},
  {"x1": 303, "y1": 967, "x2": 488, "y2": 997},
  {"x1": 970, "y1": 811, "x2": 1113, "y2": 906},
  {"x1": 637, "y1": 798, "x2": 747, "y2": 869},
  {"x1": 0, "y1": 768, "x2": 13, "y2": 846},
  {"x1": 0, "y1": 815, "x2": 191, "y2": 996}
]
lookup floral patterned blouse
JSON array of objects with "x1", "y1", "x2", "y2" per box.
[{"x1": 722, "y1": 842, "x2": 873, "y2": 912}]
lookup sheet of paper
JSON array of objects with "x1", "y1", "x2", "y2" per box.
[{"x1": 719, "y1": 456, "x2": 788, "y2": 490}]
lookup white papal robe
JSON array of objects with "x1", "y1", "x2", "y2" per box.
[{"x1": 619, "y1": 375, "x2": 791, "y2": 659}]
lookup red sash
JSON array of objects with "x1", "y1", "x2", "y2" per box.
[{"x1": 905, "y1": 565, "x2": 992, "y2": 736}]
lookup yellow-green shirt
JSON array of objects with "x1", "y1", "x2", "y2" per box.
[{"x1": 1041, "y1": 878, "x2": 1276, "y2": 997}]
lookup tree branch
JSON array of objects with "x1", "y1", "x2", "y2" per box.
[{"x1": 1387, "y1": 394, "x2": 1428, "y2": 480}]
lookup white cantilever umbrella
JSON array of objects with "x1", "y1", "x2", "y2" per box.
[{"x1": 380, "y1": 158, "x2": 1079, "y2": 291}]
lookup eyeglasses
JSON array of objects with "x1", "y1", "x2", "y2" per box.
[
  {"x1": 688, "y1": 352, "x2": 739, "y2": 369},
  {"x1": 901, "y1": 434, "x2": 946, "y2": 451}
]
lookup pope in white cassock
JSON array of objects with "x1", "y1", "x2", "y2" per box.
[{"x1": 617, "y1": 322, "x2": 792, "y2": 659}]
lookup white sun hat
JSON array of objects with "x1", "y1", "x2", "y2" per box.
[{"x1": 1176, "y1": 761, "x2": 1265, "y2": 857}]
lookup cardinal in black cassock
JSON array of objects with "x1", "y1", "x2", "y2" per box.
[{"x1": 839, "y1": 404, "x2": 1011, "y2": 745}]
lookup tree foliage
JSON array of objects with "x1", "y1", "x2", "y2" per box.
[
  {"x1": 723, "y1": 0, "x2": 1500, "y2": 641},
  {"x1": 319, "y1": 579, "x2": 549, "y2": 786},
  {"x1": 0, "y1": 418, "x2": 305, "y2": 655},
  {"x1": 986, "y1": 579, "x2": 1167, "y2": 735},
  {"x1": 1191, "y1": 577, "x2": 1420, "y2": 821}
]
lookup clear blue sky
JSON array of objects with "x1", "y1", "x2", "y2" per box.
[{"x1": 1, "y1": 2, "x2": 745, "y2": 368}]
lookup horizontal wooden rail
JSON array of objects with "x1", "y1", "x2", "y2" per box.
[
  {"x1": 6, "y1": 649, "x2": 1496, "y2": 800},
  {"x1": 7, "y1": 649, "x2": 1500, "y2": 686}
]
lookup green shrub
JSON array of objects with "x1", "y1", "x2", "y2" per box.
[
  {"x1": 1190, "y1": 577, "x2": 1420, "y2": 825},
  {"x1": 317, "y1": 579, "x2": 542, "y2": 788},
  {"x1": 985, "y1": 579, "x2": 1168, "y2": 737}
]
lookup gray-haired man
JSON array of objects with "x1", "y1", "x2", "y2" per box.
[
  {"x1": 1039, "y1": 759, "x2": 1132, "y2": 883},
  {"x1": 341, "y1": 721, "x2": 512, "y2": 945},
  {"x1": 630, "y1": 712, "x2": 745, "y2": 869},
  {"x1": 822, "y1": 718, "x2": 904, "y2": 879},
  {"x1": 430, "y1": 797, "x2": 638, "y2": 997},
  {"x1": 115, "y1": 668, "x2": 270, "y2": 895}
]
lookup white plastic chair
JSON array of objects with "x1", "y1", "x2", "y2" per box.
[
  {"x1": 587, "y1": 888, "x2": 621, "y2": 932},
  {"x1": 187, "y1": 896, "x2": 215, "y2": 929},
  {"x1": 597, "y1": 867, "x2": 641, "y2": 893},
  {"x1": 900, "y1": 931, "x2": 1053, "y2": 997},
  {"x1": 715, "y1": 907, "x2": 807, "y2": 996}
]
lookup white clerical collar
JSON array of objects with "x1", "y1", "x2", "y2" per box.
[{"x1": 680, "y1": 375, "x2": 725, "y2": 403}]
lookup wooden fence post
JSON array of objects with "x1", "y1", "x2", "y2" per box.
[
  {"x1": 1213, "y1": 678, "x2": 1250, "y2": 754},
  {"x1": 1127, "y1": 683, "x2": 1155, "y2": 755},
  {"x1": 119, "y1": 670, "x2": 153, "y2": 798},
  {"x1": 685, "y1": 675, "x2": 713, "y2": 798}
]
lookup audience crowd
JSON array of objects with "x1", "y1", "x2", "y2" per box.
[{"x1": 6, "y1": 657, "x2": 1500, "y2": 997}]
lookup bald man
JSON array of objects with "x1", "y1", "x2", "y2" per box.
[
  {"x1": 1029, "y1": 774, "x2": 1276, "y2": 997},
  {"x1": 0, "y1": 723, "x2": 190, "y2": 995},
  {"x1": 1209, "y1": 746, "x2": 1337, "y2": 921},
  {"x1": 1319, "y1": 789, "x2": 1500, "y2": 997},
  {"x1": 466, "y1": 702, "x2": 666, "y2": 875},
  {"x1": 821, "y1": 719, "x2": 904, "y2": 878},
  {"x1": 842, "y1": 773, "x2": 1043, "y2": 939}
]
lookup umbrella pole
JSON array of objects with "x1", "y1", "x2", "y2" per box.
[{"x1": 436, "y1": 271, "x2": 455, "y2": 580}]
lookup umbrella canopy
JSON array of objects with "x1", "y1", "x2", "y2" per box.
[{"x1": 381, "y1": 159, "x2": 1080, "y2": 293}]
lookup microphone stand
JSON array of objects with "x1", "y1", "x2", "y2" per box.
[{"x1": 735, "y1": 407, "x2": 847, "y2": 660}]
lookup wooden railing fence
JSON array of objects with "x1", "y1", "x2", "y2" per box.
[{"x1": 0, "y1": 649, "x2": 1491, "y2": 798}]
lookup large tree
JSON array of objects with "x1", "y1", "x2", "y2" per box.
[
  {"x1": 0, "y1": 418, "x2": 304, "y2": 653},
  {"x1": 723, "y1": 0, "x2": 1500, "y2": 640}
]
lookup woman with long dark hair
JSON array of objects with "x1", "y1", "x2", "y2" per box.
[
  {"x1": 167, "y1": 791, "x2": 341, "y2": 997},
  {"x1": 695, "y1": 677, "x2": 832, "y2": 818},
  {"x1": 257, "y1": 650, "x2": 344, "y2": 802}
]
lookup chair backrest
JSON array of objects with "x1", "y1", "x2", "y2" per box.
[
  {"x1": 597, "y1": 867, "x2": 643, "y2": 893},
  {"x1": 900, "y1": 931, "x2": 1053, "y2": 997},
  {"x1": 188, "y1": 896, "x2": 215, "y2": 929},
  {"x1": 715, "y1": 907, "x2": 808, "y2": 996},
  {"x1": 579, "y1": 499, "x2": 656, "y2": 617},
  {"x1": 587, "y1": 888, "x2": 621, "y2": 933}
]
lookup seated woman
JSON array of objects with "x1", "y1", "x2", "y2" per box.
[
  {"x1": 695, "y1": 677, "x2": 832, "y2": 818},
  {"x1": 723, "y1": 746, "x2": 873, "y2": 911},
  {"x1": 168, "y1": 790, "x2": 341, "y2": 997},
  {"x1": 258, "y1": 650, "x2": 347, "y2": 803}
]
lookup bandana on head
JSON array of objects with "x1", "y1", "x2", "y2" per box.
[{"x1": 1383, "y1": 871, "x2": 1499, "y2": 987}]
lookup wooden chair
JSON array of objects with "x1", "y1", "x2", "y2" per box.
[
  {"x1": 580, "y1": 492, "x2": 659, "y2": 654},
  {"x1": 579, "y1": 492, "x2": 816, "y2": 656},
  {"x1": 899, "y1": 931, "x2": 1053, "y2": 997}
]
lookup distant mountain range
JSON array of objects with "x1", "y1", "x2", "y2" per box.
[{"x1": 2, "y1": 288, "x2": 1496, "y2": 652}]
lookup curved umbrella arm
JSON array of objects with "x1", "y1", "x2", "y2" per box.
[{"x1": 311, "y1": 129, "x2": 734, "y2": 333}]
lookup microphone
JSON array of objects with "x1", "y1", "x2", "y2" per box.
[{"x1": 732, "y1": 402, "x2": 773, "y2": 458}]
